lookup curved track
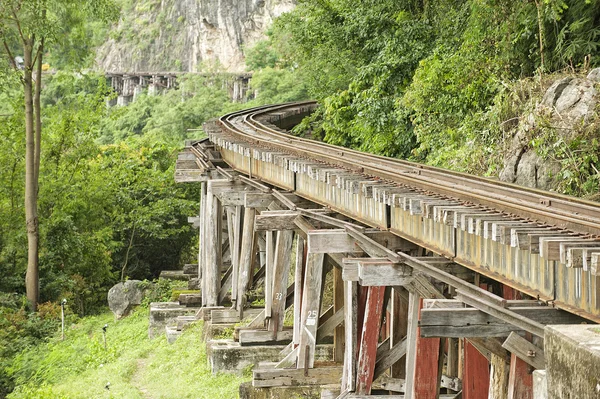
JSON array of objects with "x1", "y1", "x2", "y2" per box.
[{"x1": 214, "y1": 101, "x2": 600, "y2": 236}]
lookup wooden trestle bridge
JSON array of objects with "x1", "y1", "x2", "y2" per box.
[{"x1": 175, "y1": 101, "x2": 600, "y2": 398}]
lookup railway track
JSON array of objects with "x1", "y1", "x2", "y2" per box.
[{"x1": 214, "y1": 101, "x2": 600, "y2": 237}]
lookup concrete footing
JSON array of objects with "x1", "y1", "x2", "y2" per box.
[
  {"x1": 545, "y1": 324, "x2": 600, "y2": 399},
  {"x1": 148, "y1": 302, "x2": 198, "y2": 338},
  {"x1": 207, "y1": 340, "x2": 335, "y2": 374},
  {"x1": 239, "y1": 382, "x2": 323, "y2": 399}
]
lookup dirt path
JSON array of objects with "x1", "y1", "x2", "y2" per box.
[{"x1": 131, "y1": 358, "x2": 156, "y2": 399}]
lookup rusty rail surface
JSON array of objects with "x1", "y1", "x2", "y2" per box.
[{"x1": 215, "y1": 101, "x2": 600, "y2": 237}]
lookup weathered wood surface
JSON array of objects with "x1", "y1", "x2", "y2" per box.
[
  {"x1": 373, "y1": 337, "x2": 407, "y2": 380},
  {"x1": 238, "y1": 329, "x2": 293, "y2": 346},
  {"x1": 269, "y1": 230, "x2": 295, "y2": 332},
  {"x1": 297, "y1": 252, "x2": 326, "y2": 369},
  {"x1": 293, "y1": 236, "x2": 305, "y2": 346},
  {"x1": 356, "y1": 286, "x2": 386, "y2": 395},
  {"x1": 502, "y1": 331, "x2": 545, "y2": 370},
  {"x1": 252, "y1": 366, "x2": 343, "y2": 387},
  {"x1": 342, "y1": 281, "x2": 358, "y2": 392},
  {"x1": 419, "y1": 306, "x2": 582, "y2": 337},
  {"x1": 463, "y1": 340, "x2": 490, "y2": 399},
  {"x1": 316, "y1": 307, "x2": 344, "y2": 342},
  {"x1": 237, "y1": 207, "x2": 256, "y2": 312}
]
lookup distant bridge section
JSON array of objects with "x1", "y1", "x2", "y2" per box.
[{"x1": 105, "y1": 72, "x2": 252, "y2": 106}]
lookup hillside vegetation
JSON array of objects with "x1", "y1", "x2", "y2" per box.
[{"x1": 249, "y1": 0, "x2": 600, "y2": 196}]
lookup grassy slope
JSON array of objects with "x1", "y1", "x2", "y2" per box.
[{"x1": 7, "y1": 308, "x2": 249, "y2": 399}]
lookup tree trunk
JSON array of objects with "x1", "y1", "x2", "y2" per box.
[{"x1": 24, "y1": 41, "x2": 40, "y2": 311}]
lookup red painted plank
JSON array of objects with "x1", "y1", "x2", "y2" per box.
[
  {"x1": 355, "y1": 286, "x2": 386, "y2": 395},
  {"x1": 414, "y1": 298, "x2": 442, "y2": 398},
  {"x1": 464, "y1": 340, "x2": 490, "y2": 399},
  {"x1": 503, "y1": 286, "x2": 533, "y2": 399}
]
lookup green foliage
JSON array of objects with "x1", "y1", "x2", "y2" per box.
[
  {"x1": 6, "y1": 309, "x2": 248, "y2": 398},
  {"x1": 273, "y1": 0, "x2": 600, "y2": 178}
]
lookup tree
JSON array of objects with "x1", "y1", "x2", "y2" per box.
[{"x1": 0, "y1": 0, "x2": 118, "y2": 310}]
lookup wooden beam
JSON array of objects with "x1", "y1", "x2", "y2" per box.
[
  {"x1": 502, "y1": 332, "x2": 545, "y2": 370},
  {"x1": 297, "y1": 252, "x2": 326, "y2": 369},
  {"x1": 293, "y1": 236, "x2": 306, "y2": 346},
  {"x1": 252, "y1": 366, "x2": 343, "y2": 388},
  {"x1": 463, "y1": 340, "x2": 490, "y2": 399},
  {"x1": 342, "y1": 281, "x2": 358, "y2": 392},
  {"x1": 419, "y1": 306, "x2": 582, "y2": 337},
  {"x1": 239, "y1": 329, "x2": 293, "y2": 346},
  {"x1": 455, "y1": 290, "x2": 545, "y2": 337},
  {"x1": 205, "y1": 182, "x2": 222, "y2": 306},
  {"x1": 356, "y1": 286, "x2": 386, "y2": 395},
  {"x1": 334, "y1": 266, "x2": 345, "y2": 363},
  {"x1": 237, "y1": 207, "x2": 256, "y2": 312},
  {"x1": 317, "y1": 307, "x2": 345, "y2": 342},
  {"x1": 373, "y1": 337, "x2": 408, "y2": 380},
  {"x1": 413, "y1": 298, "x2": 442, "y2": 399},
  {"x1": 269, "y1": 230, "x2": 295, "y2": 333},
  {"x1": 404, "y1": 293, "x2": 420, "y2": 399}
]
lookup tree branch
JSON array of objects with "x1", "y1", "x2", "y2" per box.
[{"x1": 2, "y1": 40, "x2": 19, "y2": 70}]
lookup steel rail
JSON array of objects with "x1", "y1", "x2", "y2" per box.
[{"x1": 214, "y1": 101, "x2": 600, "y2": 236}]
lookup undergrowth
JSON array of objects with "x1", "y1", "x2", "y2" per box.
[{"x1": 6, "y1": 306, "x2": 248, "y2": 398}]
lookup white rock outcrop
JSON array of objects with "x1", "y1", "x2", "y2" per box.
[{"x1": 96, "y1": 0, "x2": 295, "y2": 73}]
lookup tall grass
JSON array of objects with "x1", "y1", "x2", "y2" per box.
[{"x1": 7, "y1": 307, "x2": 248, "y2": 398}]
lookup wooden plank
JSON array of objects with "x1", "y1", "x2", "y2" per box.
[
  {"x1": 230, "y1": 206, "x2": 242, "y2": 302},
  {"x1": 413, "y1": 298, "x2": 442, "y2": 399},
  {"x1": 334, "y1": 266, "x2": 345, "y2": 363},
  {"x1": 297, "y1": 252, "x2": 326, "y2": 369},
  {"x1": 502, "y1": 332, "x2": 545, "y2": 370},
  {"x1": 356, "y1": 286, "x2": 386, "y2": 395},
  {"x1": 372, "y1": 376, "x2": 405, "y2": 393},
  {"x1": 293, "y1": 236, "x2": 305, "y2": 346},
  {"x1": 275, "y1": 345, "x2": 299, "y2": 369},
  {"x1": 342, "y1": 281, "x2": 358, "y2": 392},
  {"x1": 419, "y1": 306, "x2": 582, "y2": 337},
  {"x1": 269, "y1": 230, "x2": 295, "y2": 333},
  {"x1": 239, "y1": 329, "x2": 293, "y2": 345},
  {"x1": 265, "y1": 230, "x2": 274, "y2": 318},
  {"x1": 199, "y1": 182, "x2": 207, "y2": 306},
  {"x1": 373, "y1": 337, "x2": 408, "y2": 380},
  {"x1": 237, "y1": 207, "x2": 256, "y2": 312},
  {"x1": 317, "y1": 307, "x2": 345, "y2": 342},
  {"x1": 254, "y1": 210, "x2": 299, "y2": 231},
  {"x1": 390, "y1": 287, "x2": 408, "y2": 379},
  {"x1": 205, "y1": 182, "x2": 222, "y2": 306},
  {"x1": 252, "y1": 366, "x2": 343, "y2": 387},
  {"x1": 455, "y1": 290, "x2": 545, "y2": 337},
  {"x1": 463, "y1": 340, "x2": 490, "y2": 399},
  {"x1": 403, "y1": 293, "x2": 420, "y2": 399},
  {"x1": 357, "y1": 260, "x2": 414, "y2": 286}
]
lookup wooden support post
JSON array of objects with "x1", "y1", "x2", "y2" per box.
[
  {"x1": 269, "y1": 230, "x2": 295, "y2": 333},
  {"x1": 334, "y1": 265, "x2": 345, "y2": 363},
  {"x1": 404, "y1": 292, "x2": 419, "y2": 399},
  {"x1": 342, "y1": 281, "x2": 358, "y2": 393},
  {"x1": 297, "y1": 252, "x2": 325, "y2": 369},
  {"x1": 356, "y1": 286, "x2": 386, "y2": 395},
  {"x1": 463, "y1": 340, "x2": 490, "y2": 399},
  {"x1": 390, "y1": 287, "x2": 408, "y2": 379},
  {"x1": 205, "y1": 182, "x2": 222, "y2": 306},
  {"x1": 199, "y1": 182, "x2": 207, "y2": 306},
  {"x1": 237, "y1": 207, "x2": 256, "y2": 312},
  {"x1": 293, "y1": 236, "x2": 305, "y2": 347},
  {"x1": 503, "y1": 286, "x2": 533, "y2": 399},
  {"x1": 265, "y1": 230, "x2": 275, "y2": 318},
  {"x1": 231, "y1": 205, "x2": 242, "y2": 304},
  {"x1": 413, "y1": 298, "x2": 441, "y2": 399}
]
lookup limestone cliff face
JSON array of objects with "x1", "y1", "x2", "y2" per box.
[{"x1": 96, "y1": 0, "x2": 295, "y2": 73}]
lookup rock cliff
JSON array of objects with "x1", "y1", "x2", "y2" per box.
[{"x1": 96, "y1": 0, "x2": 295, "y2": 73}]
